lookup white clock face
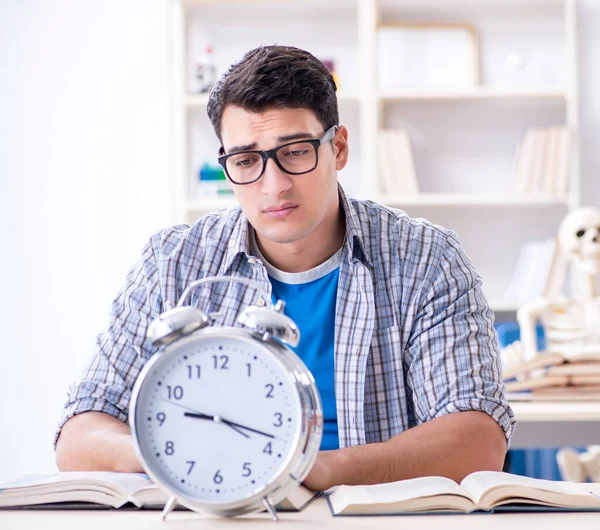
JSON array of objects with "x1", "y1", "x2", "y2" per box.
[{"x1": 132, "y1": 331, "x2": 303, "y2": 505}]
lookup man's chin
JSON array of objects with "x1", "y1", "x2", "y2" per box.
[{"x1": 255, "y1": 225, "x2": 310, "y2": 245}]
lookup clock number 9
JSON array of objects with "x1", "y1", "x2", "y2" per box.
[{"x1": 156, "y1": 412, "x2": 166, "y2": 426}]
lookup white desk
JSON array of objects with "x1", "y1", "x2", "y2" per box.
[
  {"x1": 2, "y1": 499, "x2": 600, "y2": 530},
  {"x1": 509, "y1": 401, "x2": 600, "y2": 448}
]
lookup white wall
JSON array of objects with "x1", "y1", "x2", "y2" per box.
[
  {"x1": 0, "y1": 0, "x2": 171, "y2": 480},
  {"x1": 0, "y1": 0, "x2": 599, "y2": 482}
]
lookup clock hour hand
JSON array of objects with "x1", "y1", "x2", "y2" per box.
[
  {"x1": 183, "y1": 411, "x2": 250, "y2": 439},
  {"x1": 183, "y1": 412, "x2": 275, "y2": 439}
]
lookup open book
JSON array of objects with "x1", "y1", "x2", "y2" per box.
[
  {"x1": 0, "y1": 472, "x2": 319, "y2": 512},
  {"x1": 327, "y1": 471, "x2": 600, "y2": 516}
]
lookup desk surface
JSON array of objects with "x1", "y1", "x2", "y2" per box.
[{"x1": 2, "y1": 498, "x2": 600, "y2": 530}]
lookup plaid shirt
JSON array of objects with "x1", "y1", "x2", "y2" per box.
[{"x1": 55, "y1": 186, "x2": 515, "y2": 448}]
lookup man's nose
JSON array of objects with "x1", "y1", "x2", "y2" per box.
[{"x1": 260, "y1": 157, "x2": 292, "y2": 196}]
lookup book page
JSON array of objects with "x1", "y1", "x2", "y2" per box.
[
  {"x1": 328, "y1": 476, "x2": 474, "y2": 515},
  {"x1": 461, "y1": 471, "x2": 600, "y2": 509},
  {"x1": 0, "y1": 472, "x2": 154, "y2": 508}
]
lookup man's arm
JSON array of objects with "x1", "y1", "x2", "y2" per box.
[
  {"x1": 303, "y1": 410, "x2": 505, "y2": 491},
  {"x1": 54, "y1": 234, "x2": 165, "y2": 470},
  {"x1": 55, "y1": 412, "x2": 143, "y2": 472}
]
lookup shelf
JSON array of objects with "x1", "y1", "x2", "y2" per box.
[
  {"x1": 509, "y1": 401, "x2": 600, "y2": 422},
  {"x1": 489, "y1": 299, "x2": 518, "y2": 312},
  {"x1": 379, "y1": 193, "x2": 571, "y2": 207},
  {"x1": 378, "y1": 87, "x2": 567, "y2": 102},
  {"x1": 183, "y1": 91, "x2": 360, "y2": 108},
  {"x1": 182, "y1": 0, "x2": 354, "y2": 8},
  {"x1": 186, "y1": 198, "x2": 238, "y2": 212}
]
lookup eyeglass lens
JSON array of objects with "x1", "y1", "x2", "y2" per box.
[{"x1": 225, "y1": 141, "x2": 317, "y2": 184}]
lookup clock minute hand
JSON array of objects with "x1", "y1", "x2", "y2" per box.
[
  {"x1": 183, "y1": 412, "x2": 275, "y2": 439},
  {"x1": 220, "y1": 419, "x2": 275, "y2": 439},
  {"x1": 183, "y1": 411, "x2": 250, "y2": 439}
]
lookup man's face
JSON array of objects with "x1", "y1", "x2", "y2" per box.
[{"x1": 219, "y1": 106, "x2": 348, "y2": 246}]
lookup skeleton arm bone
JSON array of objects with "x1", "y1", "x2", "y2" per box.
[{"x1": 517, "y1": 297, "x2": 552, "y2": 361}]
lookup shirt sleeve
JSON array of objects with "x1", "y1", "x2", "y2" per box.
[
  {"x1": 404, "y1": 232, "x2": 516, "y2": 447},
  {"x1": 53, "y1": 238, "x2": 163, "y2": 449}
]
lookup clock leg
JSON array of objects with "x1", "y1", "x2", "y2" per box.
[
  {"x1": 161, "y1": 496, "x2": 178, "y2": 521},
  {"x1": 262, "y1": 496, "x2": 279, "y2": 521}
]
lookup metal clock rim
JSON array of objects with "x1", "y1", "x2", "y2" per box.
[{"x1": 129, "y1": 327, "x2": 323, "y2": 518}]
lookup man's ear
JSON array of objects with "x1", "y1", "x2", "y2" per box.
[{"x1": 333, "y1": 125, "x2": 349, "y2": 171}]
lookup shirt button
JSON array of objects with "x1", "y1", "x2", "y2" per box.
[{"x1": 256, "y1": 298, "x2": 266, "y2": 307}]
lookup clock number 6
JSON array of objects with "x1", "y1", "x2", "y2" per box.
[{"x1": 213, "y1": 470, "x2": 223, "y2": 484}]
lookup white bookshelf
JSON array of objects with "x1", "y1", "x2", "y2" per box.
[{"x1": 169, "y1": 0, "x2": 579, "y2": 313}]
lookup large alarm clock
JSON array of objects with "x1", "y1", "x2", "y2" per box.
[{"x1": 129, "y1": 276, "x2": 323, "y2": 520}]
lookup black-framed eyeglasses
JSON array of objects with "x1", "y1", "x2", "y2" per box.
[{"x1": 217, "y1": 125, "x2": 338, "y2": 185}]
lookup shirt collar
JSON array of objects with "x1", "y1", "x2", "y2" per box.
[{"x1": 219, "y1": 184, "x2": 372, "y2": 273}]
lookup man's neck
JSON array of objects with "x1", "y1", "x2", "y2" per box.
[{"x1": 254, "y1": 206, "x2": 346, "y2": 273}]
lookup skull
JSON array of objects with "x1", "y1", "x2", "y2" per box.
[{"x1": 557, "y1": 207, "x2": 600, "y2": 275}]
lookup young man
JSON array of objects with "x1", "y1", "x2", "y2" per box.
[{"x1": 55, "y1": 45, "x2": 514, "y2": 491}]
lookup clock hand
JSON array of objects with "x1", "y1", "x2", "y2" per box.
[
  {"x1": 182, "y1": 411, "x2": 250, "y2": 439},
  {"x1": 183, "y1": 412, "x2": 275, "y2": 439},
  {"x1": 215, "y1": 418, "x2": 276, "y2": 439},
  {"x1": 161, "y1": 400, "x2": 250, "y2": 439}
]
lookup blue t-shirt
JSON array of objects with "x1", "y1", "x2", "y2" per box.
[{"x1": 251, "y1": 238, "x2": 341, "y2": 451}]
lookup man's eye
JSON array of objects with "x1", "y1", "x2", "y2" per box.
[
  {"x1": 286, "y1": 149, "x2": 309, "y2": 157},
  {"x1": 235, "y1": 158, "x2": 257, "y2": 168}
]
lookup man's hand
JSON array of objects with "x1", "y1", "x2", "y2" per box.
[
  {"x1": 302, "y1": 451, "x2": 337, "y2": 491},
  {"x1": 302, "y1": 411, "x2": 506, "y2": 489}
]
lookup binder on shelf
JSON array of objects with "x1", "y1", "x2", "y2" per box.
[{"x1": 377, "y1": 129, "x2": 419, "y2": 196}]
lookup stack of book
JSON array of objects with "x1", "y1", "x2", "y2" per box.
[
  {"x1": 509, "y1": 126, "x2": 575, "y2": 196},
  {"x1": 378, "y1": 129, "x2": 419, "y2": 197},
  {"x1": 503, "y1": 350, "x2": 600, "y2": 400}
]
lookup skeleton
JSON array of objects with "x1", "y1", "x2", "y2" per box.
[
  {"x1": 509, "y1": 207, "x2": 600, "y2": 483},
  {"x1": 516, "y1": 207, "x2": 600, "y2": 362}
]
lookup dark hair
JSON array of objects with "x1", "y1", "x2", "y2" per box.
[{"x1": 207, "y1": 45, "x2": 339, "y2": 143}]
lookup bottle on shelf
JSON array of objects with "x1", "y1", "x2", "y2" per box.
[
  {"x1": 195, "y1": 46, "x2": 216, "y2": 94},
  {"x1": 197, "y1": 162, "x2": 232, "y2": 199}
]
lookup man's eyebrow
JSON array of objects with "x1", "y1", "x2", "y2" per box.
[{"x1": 226, "y1": 132, "x2": 315, "y2": 154}]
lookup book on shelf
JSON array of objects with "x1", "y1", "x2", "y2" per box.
[
  {"x1": 502, "y1": 348, "x2": 600, "y2": 398},
  {"x1": 509, "y1": 126, "x2": 575, "y2": 196},
  {"x1": 502, "y1": 238, "x2": 558, "y2": 305},
  {"x1": 507, "y1": 385, "x2": 600, "y2": 401},
  {"x1": 326, "y1": 471, "x2": 600, "y2": 516},
  {"x1": 502, "y1": 350, "x2": 600, "y2": 380},
  {"x1": 378, "y1": 129, "x2": 419, "y2": 196},
  {"x1": 0, "y1": 472, "x2": 319, "y2": 512}
]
